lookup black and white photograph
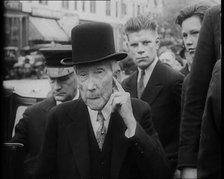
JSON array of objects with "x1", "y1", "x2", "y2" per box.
[{"x1": 1, "y1": 0, "x2": 221, "y2": 179}]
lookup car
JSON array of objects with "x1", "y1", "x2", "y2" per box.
[{"x1": 2, "y1": 79, "x2": 51, "y2": 142}]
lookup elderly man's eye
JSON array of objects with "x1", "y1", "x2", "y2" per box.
[
  {"x1": 95, "y1": 69, "x2": 104, "y2": 74},
  {"x1": 130, "y1": 43, "x2": 138, "y2": 48},
  {"x1": 142, "y1": 41, "x2": 150, "y2": 45}
]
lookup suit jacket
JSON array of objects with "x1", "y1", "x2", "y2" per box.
[
  {"x1": 122, "y1": 60, "x2": 184, "y2": 171},
  {"x1": 37, "y1": 98, "x2": 172, "y2": 179},
  {"x1": 180, "y1": 74, "x2": 190, "y2": 115},
  {"x1": 10, "y1": 97, "x2": 56, "y2": 178},
  {"x1": 179, "y1": 64, "x2": 190, "y2": 77},
  {"x1": 178, "y1": 5, "x2": 221, "y2": 169},
  {"x1": 197, "y1": 60, "x2": 221, "y2": 179}
]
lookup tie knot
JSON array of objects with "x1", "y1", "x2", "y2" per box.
[
  {"x1": 141, "y1": 69, "x2": 145, "y2": 76},
  {"x1": 97, "y1": 111, "x2": 105, "y2": 122}
]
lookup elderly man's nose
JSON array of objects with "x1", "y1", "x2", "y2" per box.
[{"x1": 87, "y1": 78, "x2": 97, "y2": 91}]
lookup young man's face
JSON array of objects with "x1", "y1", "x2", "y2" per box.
[
  {"x1": 76, "y1": 61, "x2": 113, "y2": 111},
  {"x1": 181, "y1": 15, "x2": 202, "y2": 60},
  {"x1": 49, "y1": 72, "x2": 78, "y2": 102},
  {"x1": 127, "y1": 29, "x2": 159, "y2": 70}
]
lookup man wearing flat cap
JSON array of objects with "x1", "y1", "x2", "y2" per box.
[
  {"x1": 37, "y1": 22, "x2": 172, "y2": 179},
  {"x1": 10, "y1": 45, "x2": 79, "y2": 179}
]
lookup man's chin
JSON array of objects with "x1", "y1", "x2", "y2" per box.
[
  {"x1": 54, "y1": 95, "x2": 66, "y2": 102},
  {"x1": 86, "y1": 99, "x2": 105, "y2": 111}
]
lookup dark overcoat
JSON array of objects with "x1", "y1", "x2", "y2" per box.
[{"x1": 37, "y1": 98, "x2": 172, "y2": 179}]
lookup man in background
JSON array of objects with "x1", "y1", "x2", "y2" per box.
[
  {"x1": 10, "y1": 45, "x2": 79, "y2": 179},
  {"x1": 122, "y1": 14, "x2": 184, "y2": 177}
]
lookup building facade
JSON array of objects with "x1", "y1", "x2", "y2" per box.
[{"x1": 4, "y1": 0, "x2": 163, "y2": 51}]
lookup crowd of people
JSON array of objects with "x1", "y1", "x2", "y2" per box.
[{"x1": 2, "y1": 1, "x2": 221, "y2": 179}]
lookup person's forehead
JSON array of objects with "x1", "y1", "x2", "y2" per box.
[
  {"x1": 128, "y1": 29, "x2": 157, "y2": 41},
  {"x1": 181, "y1": 16, "x2": 202, "y2": 31},
  {"x1": 48, "y1": 72, "x2": 73, "y2": 80},
  {"x1": 76, "y1": 60, "x2": 112, "y2": 70}
]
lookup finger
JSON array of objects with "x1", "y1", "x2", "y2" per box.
[
  {"x1": 111, "y1": 96, "x2": 122, "y2": 109},
  {"x1": 113, "y1": 77, "x2": 125, "y2": 92}
]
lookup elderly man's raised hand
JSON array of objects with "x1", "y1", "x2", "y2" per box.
[{"x1": 110, "y1": 77, "x2": 137, "y2": 135}]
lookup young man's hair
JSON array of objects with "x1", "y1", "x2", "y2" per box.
[
  {"x1": 175, "y1": 1, "x2": 212, "y2": 26},
  {"x1": 124, "y1": 14, "x2": 158, "y2": 35}
]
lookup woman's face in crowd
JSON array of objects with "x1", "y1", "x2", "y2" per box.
[{"x1": 181, "y1": 15, "x2": 202, "y2": 59}]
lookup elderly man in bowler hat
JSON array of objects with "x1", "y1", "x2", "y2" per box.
[
  {"x1": 36, "y1": 22, "x2": 172, "y2": 179},
  {"x1": 10, "y1": 45, "x2": 79, "y2": 179}
]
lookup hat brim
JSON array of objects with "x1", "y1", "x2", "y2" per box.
[
  {"x1": 46, "y1": 67, "x2": 74, "y2": 78},
  {"x1": 61, "y1": 52, "x2": 128, "y2": 66}
]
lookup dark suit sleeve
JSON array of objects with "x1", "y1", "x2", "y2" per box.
[
  {"x1": 180, "y1": 75, "x2": 189, "y2": 117},
  {"x1": 36, "y1": 108, "x2": 57, "y2": 178},
  {"x1": 197, "y1": 60, "x2": 221, "y2": 178},
  {"x1": 178, "y1": 5, "x2": 221, "y2": 169},
  {"x1": 10, "y1": 108, "x2": 31, "y2": 153},
  {"x1": 172, "y1": 73, "x2": 184, "y2": 113},
  {"x1": 129, "y1": 100, "x2": 172, "y2": 178}
]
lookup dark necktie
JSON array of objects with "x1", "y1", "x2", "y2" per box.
[
  {"x1": 137, "y1": 70, "x2": 145, "y2": 98},
  {"x1": 96, "y1": 111, "x2": 106, "y2": 150}
]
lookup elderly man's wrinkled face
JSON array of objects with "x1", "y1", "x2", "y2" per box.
[
  {"x1": 76, "y1": 61, "x2": 113, "y2": 111},
  {"x1": 49, "y1": 72, "x2": 78, "y2": 102}
]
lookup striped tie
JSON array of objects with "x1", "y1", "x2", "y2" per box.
[
  {"x1": 137, "y1": 70, "x2": 145, "y2": 98},
  {"x1": 96, "y1": 111, "x2": 106, "y2": 150}
]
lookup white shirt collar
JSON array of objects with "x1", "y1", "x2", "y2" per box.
[
  {"x1": 87, "y1": 98, "x2": 112, "y2": 136},
  {"x1": 137, "y1": 56, "x2": 159, "y2": 87}
]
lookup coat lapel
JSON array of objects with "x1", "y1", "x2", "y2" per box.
[
  {"x1": 66, "y1": 100, "x2": 90, "y2": 179},
  {"x1": 141, "y1": 61, "x2": 163, "y2": 105},
  {"x1": 125, "y1": 71, "x2": 138, "y2": 98},
  {"x1": 110, "y1": 111, "x2": 129, "y2": 178}
]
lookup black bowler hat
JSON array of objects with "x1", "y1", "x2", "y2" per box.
[
  {"x1": 40, "y1": 45, "x2": 74, "y2": 78},
  {"x1": 61, "y1": 22, "x2": 127, "y2": 65}
]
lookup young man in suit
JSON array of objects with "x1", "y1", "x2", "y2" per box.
[
  {"x1": 10, "y1": 45, "x2": 79, "y2": 179},
  {"x1": 122, "y1": 14, "x2": 184, "y2": 177},
  {"x1": 36, "y1": 22, "x2": 172, "y2": 179},
  {"x1": 178, "y1": 4, "x2": 221, "y2": 179}
]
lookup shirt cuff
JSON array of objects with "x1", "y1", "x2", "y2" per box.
[{"x1": 125, "y1": 123, "x2": 137, "y2": 138}]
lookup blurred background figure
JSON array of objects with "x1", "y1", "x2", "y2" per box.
[
  {"x1": 119, "y1": 55, "x2": 137, "y2": 81},
  {"x1": 159, "y1": 50, "x2": 182, "y2": 71},
  {"x1": 112, "y1": 61, "x2": 124, "y2": 83}
]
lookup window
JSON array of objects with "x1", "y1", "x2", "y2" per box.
[
  {"x1": 154, "y1": 0, "x2": 158, "y2": 7},
  {"x1": 90, "y1": 1, "x2": 96, "y2": 13},
  {"x1": 121, "y1": 2, "x2": 127, "y2": 15},
  {"x1": 82, "y1": 1, "x2": 85, "y2": 11},
  {"x1": 39, "y1": 0, "x2": 47, "y2": 5},
  {"x1": 132, "y1": 3, "x2": 135, "y2": 16},
  {"x1": 74, "y1": 1, "x2": 78, "y2": 10},
  {"x1": 62, "y1": 1, "x2": 69, "y2": 9},
  {"x1": 115, "y1": 2, "x2": 118, "y2": 17},
  {"x1": 106, "y1": 1, "x2": 111, "y2": 16},
  {"x1": 137, "y1": 5, "x2": 140, "y2": 15}
]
